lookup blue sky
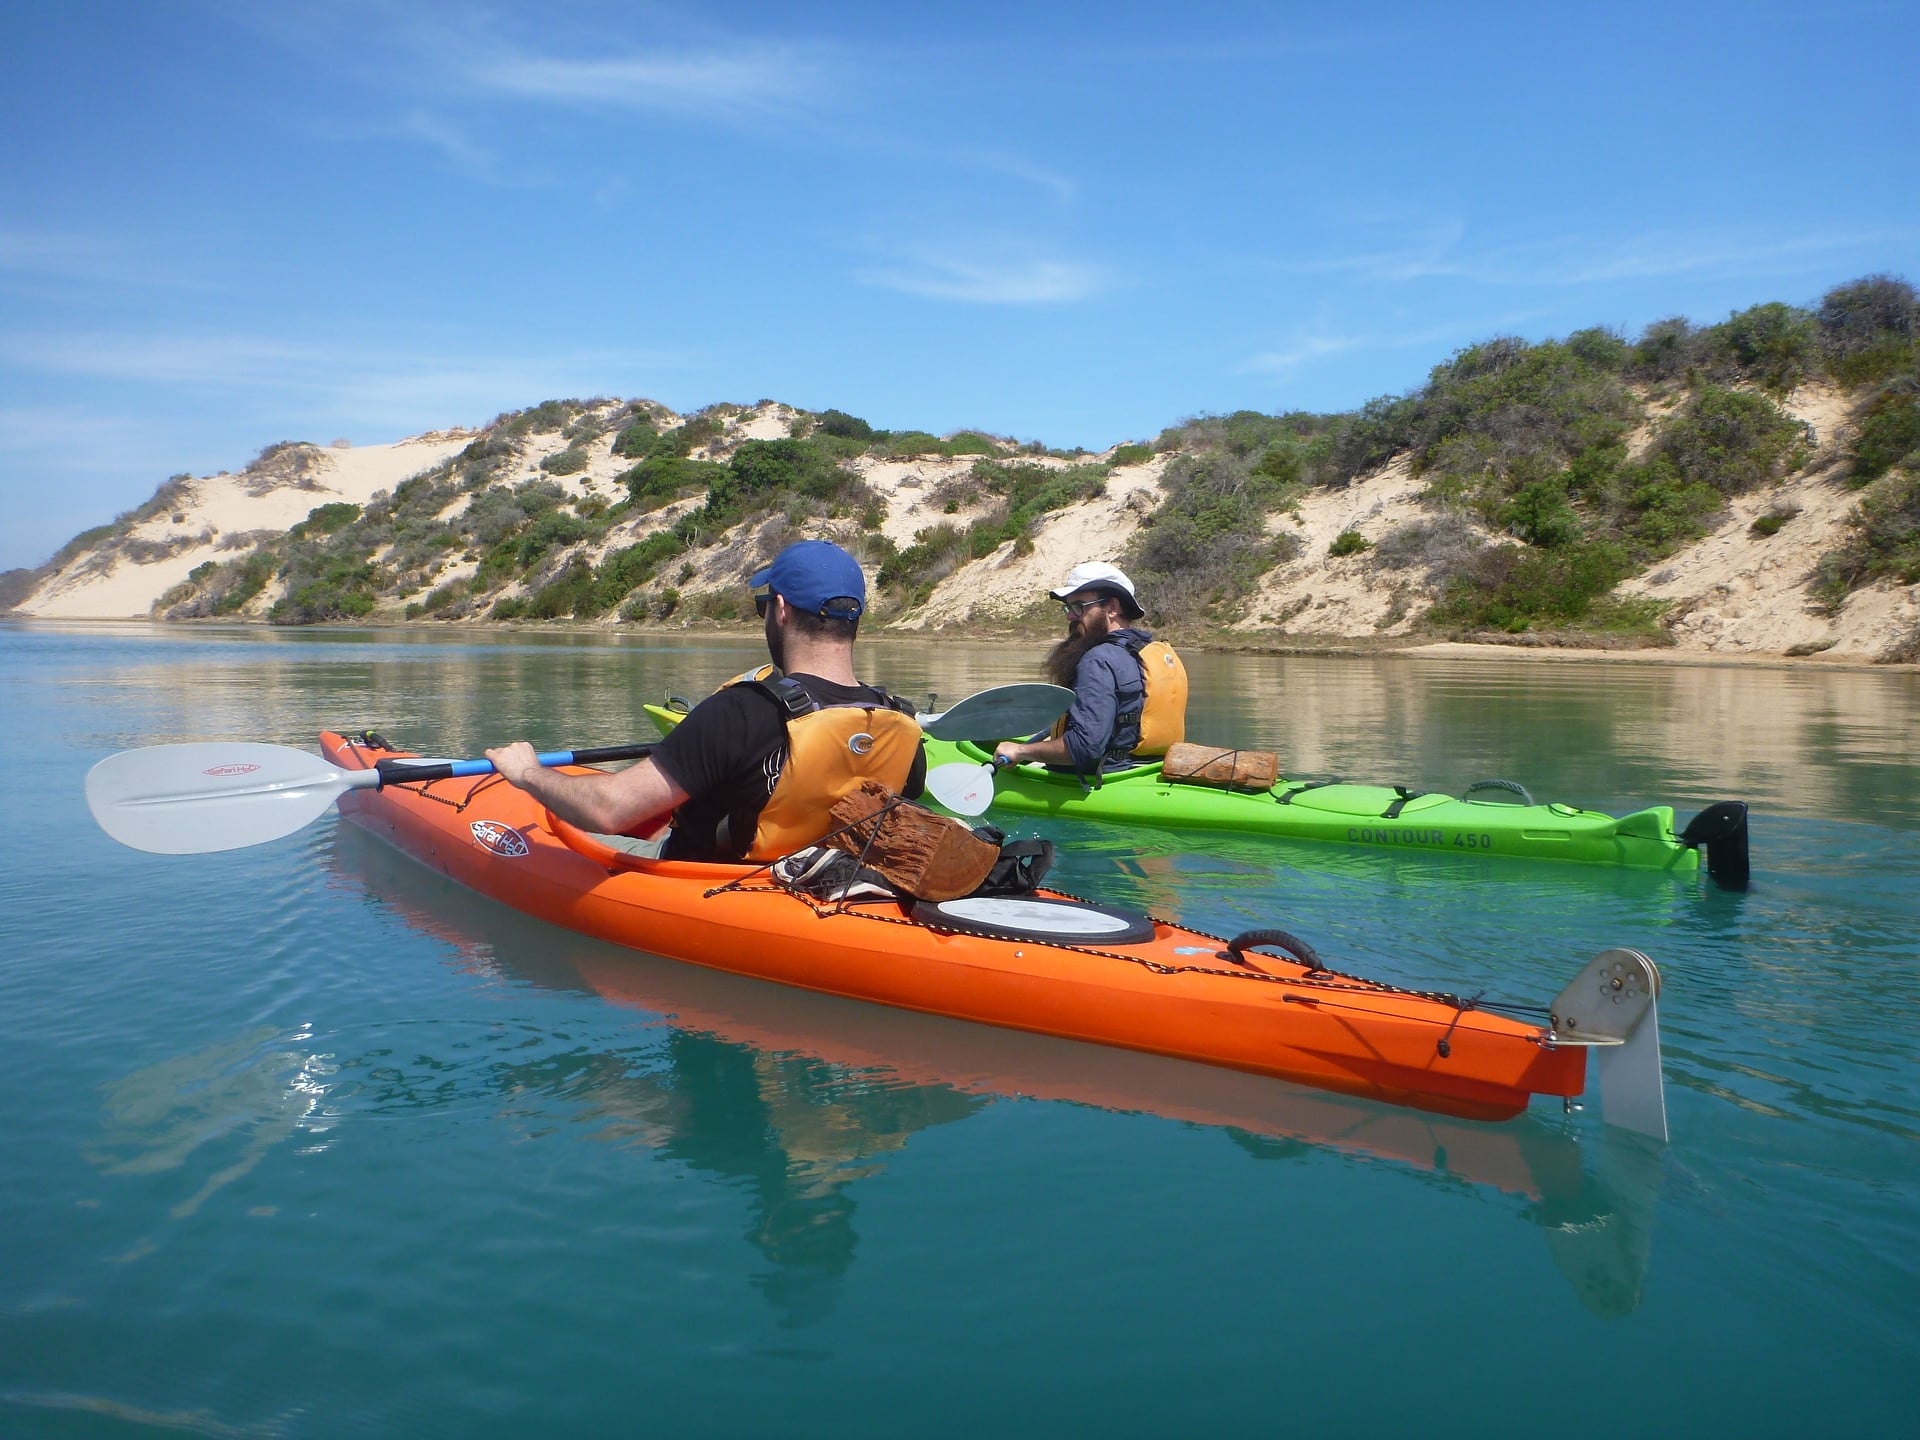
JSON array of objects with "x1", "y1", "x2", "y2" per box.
[{"x1": 2, "y1": 0, "x2": 1914, "y2": 570}]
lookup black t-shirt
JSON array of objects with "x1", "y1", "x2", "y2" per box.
[{"x1": 651, "y1": 674, "x2": 928, "y2": 861}]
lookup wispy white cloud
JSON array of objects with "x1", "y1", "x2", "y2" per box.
[
  {"x1": 0, "y1": 329, "x2": 695, "y2": 431},
  {"x1": 1241, "y1": 334, "x2": 1371, "y2": 375},
  {"x1": 1240, "y1": 318, "x2": 1537, "y2": 379},
  {"x1": 858, "y1": 249, "x2": 1112, "y2": 305},
  {"x1": 1276, "y1": 224, "x2": 1917, "y2": 288},
  {"x1": 944, "y1": 148, "x2": 1077, "y2": 203},
  {"x1": 0, "y1": 227, "x2": 207, "y2": 290},
  {"x1": 5, "y1": 333, "x2": 321, "y2": 387},
  {"x1": 397, "y1": 109, "x2": 501, "y2": 180},
  {"x1": 0, "y1": 404, "x2": 154, "y2": 468},
  {"x1": 460, "y1": 43, "x2": 833, "y2": 121}
]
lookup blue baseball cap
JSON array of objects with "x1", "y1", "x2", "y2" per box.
[{"x1": 750, "y1": 540, "x2": 866, "y2": 621}]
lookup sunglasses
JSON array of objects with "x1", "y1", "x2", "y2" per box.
[
  {"x1": 1060, "y1": 596, "x2": 1110, "y2": 616},
  {"x1": 752, "y1": 584, "x2": 774, "y2": 618}
]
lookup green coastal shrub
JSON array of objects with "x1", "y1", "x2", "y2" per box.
[
  {"x1": 1497, "y1": 472, "x2": 1584, "y2": 549},
  {"x1": 1426, "y1": 540, "x2": 1634, "y2": 631},
  {"x1": 269, "y1": 554, "x2": 383, "y2": 625},
  {"x1": 1851, "y1": 391, "x2": 1920, "y2": 483},
  {"x1": 1328, "y1": 529, "x2": 1371, "y2": 557},
  {"x1": 727, "y1": 438, "x2": 851, "y2": 501},
  {"x1": 875, "y1": 461, "x2": 1109, "y2": 597},
  {"x1": 882, "y1": 431, "x2": 944, "y2": 458},
  {"x1": 1819, "y1": 275, "x2": 1919, "y2": 385},
  {"x1": 540, "y1": 447, "x2": 590, "y2": 476},
  {"x1": 611, "y1": 418, "x2": 657, "y2": 458},
  {"x1": 213, "y1": 553, "x2": 278, "y2": 615},
  {"x1": 1629, "y1": 317, "x2": 1704, "y2": 382},
  {"x1": 1128, "y1": 449, "x2": 1299, "y2": 616},
  {"x1": 514, "y1": 509, "x2": 592, "y2": 568},
  {"x1": 622, "y1": 456, "x2": 728, "y2": 511},
  {"x1": 814, "y1": 410, "x2": 875, "y2": 441},
  {"x1": 1654, "y1": 386, "x2": 1806, "y2": 496},
  {"x1": 1812, "y1": 471, "x2": 1920, "y2": 611},
  {"x1": 1703, "y1": 303, "x2": 1817, "y2": 393}
]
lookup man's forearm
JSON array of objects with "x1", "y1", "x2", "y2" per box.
[
  {"x1": 1003, "y1": 735, "x2": 1075, "y2": 766},
  {"x1": 507, "y1": 765, "x2": 641, "y2": 833}
]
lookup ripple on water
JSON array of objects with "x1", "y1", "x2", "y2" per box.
[{"x1": 6, "y1": 627, "x2": 1920, "y2": 1436}]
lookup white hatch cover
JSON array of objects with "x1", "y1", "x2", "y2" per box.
[{"x1": 912, "y1": 896, "x2": 1156, "y2": 945}]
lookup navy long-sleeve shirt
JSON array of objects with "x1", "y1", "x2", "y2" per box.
[{"x1": 1058, "y1": 628, "x2": 1152, "y2": 774}]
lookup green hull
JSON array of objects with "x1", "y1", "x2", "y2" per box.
[{"x1": 641, "y1": 704, "x2": 1749, "y2": 885}]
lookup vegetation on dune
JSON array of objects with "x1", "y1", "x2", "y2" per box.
[
  {"x1": 1118, "y1": 275, "x2": 1912, "y2": 638},
  {"x1": 1126, "y1": 433, "x2": 1309, "y2": 621},
  {"x1": 25, "y1": 273, "x2": 1920, "y2": 651},
  {"x1": 873, "y1": 459, "x2": 1113, "y2": 605},
  {"x1": 1813, "y1": 471, "x2": 1920, "y2": 615}
]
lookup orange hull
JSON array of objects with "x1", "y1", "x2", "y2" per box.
[{"x1": 324, "y1": 732, "x2": 1587, "y2": 1122}]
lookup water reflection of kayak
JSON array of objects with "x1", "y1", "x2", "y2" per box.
[
  {"x1": 327, "y1": 731, "x2": 1665, "y2": 1133},
  {"x1": 645, "y1": 702, "x2": 1751, "y2": 886},
  {"x1": 331, "y1": 821, "x2": 1663, "y2": 1319}
]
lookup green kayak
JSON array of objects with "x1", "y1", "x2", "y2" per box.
[
  {"x1": 640, "y1": 703, "x2": 1750, "y2": 888},
  {"x1": 921, "y1": 737, "x2": 1748, "y2": 888}
]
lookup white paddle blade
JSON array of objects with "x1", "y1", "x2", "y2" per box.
[
  {"x1": 917, "y1": 684, "x2": 1072, "y2": 741},
  {"x1": 86, "y1": 742, "x2": 368, "y2": 854},
  {"x1": 925, "y1": 761, "x2": 998, "y2": 817}
]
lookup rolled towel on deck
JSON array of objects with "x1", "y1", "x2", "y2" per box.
[
  {"x1": 1162, "y1": 742, "x2": 1279, "y2": 793},
  {"x1": 826, "y1": 779, "x2": 1001, "y2": 901}
]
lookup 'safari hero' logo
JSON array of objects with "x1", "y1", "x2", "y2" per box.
[
  {"x1": 203, "y1": 763, "x2": 262, "y2": 777},
  {"x1": 469, "y1": 820, "x2": 530, "y2": 858}
]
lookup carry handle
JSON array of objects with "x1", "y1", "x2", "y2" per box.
[{"x1": 1224, "y1": 928, "x2": 1325, "y2": 973}]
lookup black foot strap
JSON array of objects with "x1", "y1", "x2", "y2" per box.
[{"x1": 1381, "y1": 785, "x2": 1427, "y2": 819}]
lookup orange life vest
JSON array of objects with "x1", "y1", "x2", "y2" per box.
[{"x1": 719, "y1": 667, "x2": 922, "y2": 860}]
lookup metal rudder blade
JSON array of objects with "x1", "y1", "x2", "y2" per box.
[{"x1": 1550, "y1": 948, "x2": 1668, "y2": 1144}]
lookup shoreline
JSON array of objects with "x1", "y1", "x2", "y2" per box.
[{"x1": 8, "y1": 612, "x2": 1915, "y2": 672}]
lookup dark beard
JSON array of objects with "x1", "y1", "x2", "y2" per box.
[
  {"x1": 1043, "y1": 627, "x2": 1101, "y2": 688},
  {"x1": 764, "y1": 607, "x2": 786, "y2": 671}
]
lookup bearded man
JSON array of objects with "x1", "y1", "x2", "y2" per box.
[
  {"x1": 992, "y1": 561, "x2": 1188, "y2": 776},
  {"x1": 485, "y1": 540, "x2": 925, "y2": 860}
]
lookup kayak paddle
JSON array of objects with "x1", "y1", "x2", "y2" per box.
[
  {"x1": 913, "y1": 683, "x2": 1071, "y2": 741},
  {"x1": 924, "y1": 755, "x2": 1015, "y2": 817},
  {"x1": 87, "y1": 741, "x2": 654, "y2": 855}
]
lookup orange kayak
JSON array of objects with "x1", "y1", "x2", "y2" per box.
[{"x1": 324, "y1": 730, "x2": 1647, "y2": 1126}]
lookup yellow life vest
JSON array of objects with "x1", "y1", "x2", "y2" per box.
[
  {"x1": 719, "y1": 667, "x2": 922, "y2": 860},
  {"x1": 1045, "y1": 636, "x2": 1188, "y2": 760},
  {"x1": 1129, "y1": 638, "x2": 1188, "y2": 757}
]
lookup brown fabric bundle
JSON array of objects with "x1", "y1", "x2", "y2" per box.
[
  {"x1": 826, "y1": 780, "x2": 1000, "y2": 900},
  {"x1": 1162, "y1": 742, "x2": 1280, "y2": 793}
]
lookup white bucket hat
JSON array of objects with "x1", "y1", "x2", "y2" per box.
[{"x1": 1048, "y1": 561, "x2": 1144, "y2": 619}]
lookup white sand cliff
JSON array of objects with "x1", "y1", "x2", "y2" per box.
[
  {"x1": 7, "y1": 390, "x2": 1916, "y2": 663},
  {"x1": 16, "y1": 435, "x2": 474, "y2": 620}
]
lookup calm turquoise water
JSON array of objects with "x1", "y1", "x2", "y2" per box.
[{"x1": 2, "y1": 622, "x2": 1915, "y2": 1438}]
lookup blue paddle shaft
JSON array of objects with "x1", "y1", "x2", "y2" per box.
[{"x1": 374, "y1": 743, "x2": 653, "y2": 787}]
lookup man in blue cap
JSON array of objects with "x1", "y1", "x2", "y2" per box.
[{"x1": 485, "y1": 540, "x2": 926, "y2": 862}]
